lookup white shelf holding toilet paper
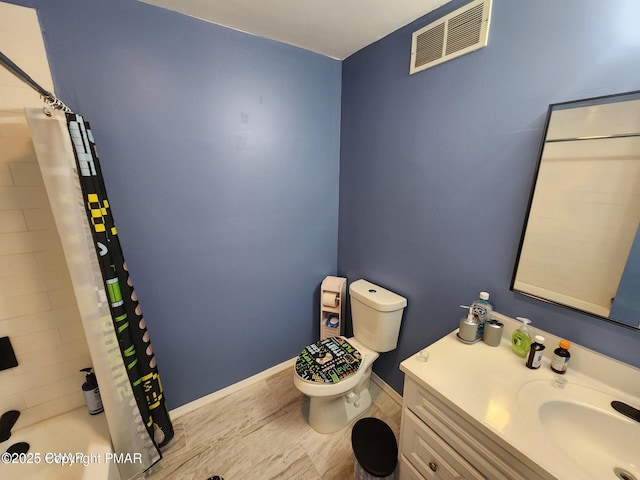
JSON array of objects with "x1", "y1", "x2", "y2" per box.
[{"x1": 320, "y1": 276, "x2": 347, "y2": 340}]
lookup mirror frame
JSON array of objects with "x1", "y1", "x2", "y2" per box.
[{"x1": 510, "y1": 90, "x2": 640, "y2": 331}]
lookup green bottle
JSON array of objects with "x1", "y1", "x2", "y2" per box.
[{"x1": 511, "y1": 317, "x2": 532, "y2": 358}]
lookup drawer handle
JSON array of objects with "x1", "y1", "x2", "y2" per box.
[{"x1": 429, "y1": 461, "x2": 438, "y2": 472}]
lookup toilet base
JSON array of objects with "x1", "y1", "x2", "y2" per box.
[{"x1": 307, "y1": 370, "x2": 373, "y2": 434}]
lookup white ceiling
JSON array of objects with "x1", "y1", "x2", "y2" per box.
[{"x1": 138, "y1": 0, "x2": 452, "y2": 60}]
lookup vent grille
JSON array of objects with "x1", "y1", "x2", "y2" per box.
[
  {"x1": 410, "y1": 0, "x2": 492, "y2": 75},
  {"x1": 415, "y1": 23, "x2": 445, "y2": 68}
]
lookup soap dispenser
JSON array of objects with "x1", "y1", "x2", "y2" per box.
[
  {"x1": 80, "y1": 367, "x2": 104, "y2": 415},
  {"x1": 511, "y1": 317, "x2": 532, "y2": 358},
  {"x1": 457, "y1": 305, "x2": 480, "y2": 343}
]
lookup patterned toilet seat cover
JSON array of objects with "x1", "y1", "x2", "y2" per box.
[{"x1": 295, "y1": 336, "x2": 362, "y2": 384}]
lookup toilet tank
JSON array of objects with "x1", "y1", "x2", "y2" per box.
[{"x1": 349, "y1": 279, "x2": 407, "y2": 352}]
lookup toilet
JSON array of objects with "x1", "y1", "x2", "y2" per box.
[{"x1": 293, "y1": 279, "x2": 407, "y2": 434}]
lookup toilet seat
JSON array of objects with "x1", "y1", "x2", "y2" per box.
[{"x1": 295, "y1": 336, "x2": 362, "y2": 384}]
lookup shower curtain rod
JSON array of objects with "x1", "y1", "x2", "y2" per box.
[{"x1": 0, "y1": 49, "x2": 71, "y2": 112}]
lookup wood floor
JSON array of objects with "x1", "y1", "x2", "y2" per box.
[{"x1": 146, "y1": 367, "x2": 402, "y2": 480}]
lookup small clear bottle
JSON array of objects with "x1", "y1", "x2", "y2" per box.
[
  {"x1": 550, "y1": 340, "x2": 571, "y2": 374},
  {"x1": 526, "y1": 335, "x2": 545, "y2": 369}
]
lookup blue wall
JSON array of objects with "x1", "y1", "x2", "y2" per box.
[
  {"x1": 611, "y1": 225, "x2": 640, "y2": 324},
  {"x1": 340, "y1": 0, "x2": 640, "y2": 393},
  {"x1": 7, "y1": 0, "x2": 640, "y2": 403},
  {"x1": 8, "y1": 0, "x2": 342, "y2": 408}
]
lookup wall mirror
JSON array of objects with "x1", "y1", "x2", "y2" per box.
[{"x1": 511, "y1": 90, "x2": 640, "y2": 330}]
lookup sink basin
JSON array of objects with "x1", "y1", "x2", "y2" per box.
[{"x1": 518, "y1": 380, "x2": 640, "y2": 480}]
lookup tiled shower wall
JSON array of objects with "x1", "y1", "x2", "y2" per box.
[{"x1": 0, "y1": 114, "x2": 92, "y2": 429}]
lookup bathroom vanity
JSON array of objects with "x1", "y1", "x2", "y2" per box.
[{"x1": 398, "y1": 313, "x2": 640, "y2": 480}]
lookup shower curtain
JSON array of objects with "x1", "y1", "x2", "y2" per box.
[{"x1": 25, "y1": 108, "x2": 173, "y2": 479}]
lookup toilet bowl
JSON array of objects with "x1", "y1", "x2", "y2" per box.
[
  {"x1": 293, "y1": 279, "x2": 407, "y2": 434},
  {"x1": 294, "y1": 336, "x2": 378, "y2": 434}
]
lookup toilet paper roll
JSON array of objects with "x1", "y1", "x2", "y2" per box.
[{"x1": 322, "y1": 292, "x2": 339, "y2": 308}]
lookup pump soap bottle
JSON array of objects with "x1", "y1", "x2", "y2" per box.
[
  {"x1": 511, "y1": 317, "x2": 532, "y2": 358},
  {"x1": 457, "y1": 305, "x2": 480, "y2": 343},
  {"x1": 80, "y1": 367, "x2": 104, "y2": 415}
]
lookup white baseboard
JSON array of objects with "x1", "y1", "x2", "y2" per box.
[
  {"x1": 371, "y1": 372, "x2": 403, "y2": 405},
  {"x1": 170, "y1": 358, "x2": 403, "y2": 419},
  {"x1": 170, "y1": 357, "x2": 296, "y2": 419}
]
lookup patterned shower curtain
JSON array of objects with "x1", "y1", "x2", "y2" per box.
[
  {"x1": 64, "y1": 113, "x2": 174, "y2": 448},
  {"x1": 26, "y1": 108, "x2": 173, "y2": 479}
]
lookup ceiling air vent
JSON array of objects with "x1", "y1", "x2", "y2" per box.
[{"x1": 410, "y1": 0, "x2": 492, "y2": 75}]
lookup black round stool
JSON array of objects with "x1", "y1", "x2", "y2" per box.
[{"x1": 351, "y1": 417, "x2": 398, "y2": 479}]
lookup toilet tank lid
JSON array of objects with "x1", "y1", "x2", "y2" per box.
[{"x1": 349, "y1": 279, "x2": 407, "y2": 312}]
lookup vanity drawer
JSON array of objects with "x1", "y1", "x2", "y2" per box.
[
  {"x1": 400, "y1": 408, "x2": 484, "y2": 480},
  {"x1": 399, "y1": 454, "x2": 429, "y2": 480}
]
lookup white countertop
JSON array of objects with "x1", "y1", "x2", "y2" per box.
[{"x1": 399, "y1": 313, "x2": 640, "y2": 480}]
